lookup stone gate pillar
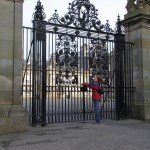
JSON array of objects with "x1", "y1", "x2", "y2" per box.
[
  {"x1": 0, "y1": 0, "x2": 29, "y2": 134},
  {"x1": 122, "y1": 1, "x2": 150, "y2": 121}
]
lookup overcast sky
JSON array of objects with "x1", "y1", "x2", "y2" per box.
[{"x1": 23, "y1": 0, "x2": 127, "y2": 28}]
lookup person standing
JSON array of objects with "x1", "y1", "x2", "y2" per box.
[{"x1": 81, "y1": 74, "x2": 105, "y2": 124}]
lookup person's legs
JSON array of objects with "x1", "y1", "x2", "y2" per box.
[{"x1": 93, "y1": 100, "x2": 101, "y2": 123}]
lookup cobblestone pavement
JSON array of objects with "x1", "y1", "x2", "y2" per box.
[{"x1": 0, "y1": 119, "x2": 150, "y2": 150}]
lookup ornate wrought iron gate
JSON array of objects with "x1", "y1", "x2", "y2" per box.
[{"x1": 22, "y1": 0, "x2": 135, "y2": 126}]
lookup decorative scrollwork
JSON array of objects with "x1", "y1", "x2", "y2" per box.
[
  {"x1": 35, "y1": 21, "x2": 46, "y2": 40},
  {"x1": 89, "y1": 39, "x2": 109, "y2": 78},
  {"x1": 104, "y1": 20, "x2": 113, "y2": 33},
  {"x1": 33, "y1": 0, "x2": 46, "y2": 21},
  {"x1": 48, "y1": 0, "x2": 107, "y2": 31},
  {"x1": 114, "y1": 15, "x2": 124, "y2": 34},
  {"x1": 48, "y1": 9, "x2": 59, "y2": 23},
  {"x1": 56, "y1": 35, "x2": 78, "y2": 85}
]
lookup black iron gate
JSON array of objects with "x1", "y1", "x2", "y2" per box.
[{"x1": 22, "y1": 0, "x2": 135, "y2": 126}]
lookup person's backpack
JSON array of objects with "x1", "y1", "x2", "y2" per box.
[{"x1": 97, "y1": 83, "x2": 104, "y2": 95}]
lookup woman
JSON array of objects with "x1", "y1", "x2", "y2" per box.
[{"x1": 81, "y1": 74, "x2": 105, "y2": 124}]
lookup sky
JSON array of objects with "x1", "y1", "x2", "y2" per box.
[{"x1": 23, "y1": 0, "x2": 127, "y2": 29}]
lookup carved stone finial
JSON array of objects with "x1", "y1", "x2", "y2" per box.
[
  {"x1": 137, "y1": 0, "x2": 150, "y2": 8},
  {"x1": 126, "y1": 0, "x2": 138, "y2": 12},
  {"x1": 126, "y1": 0, "x2": 150, "y2": 13}
]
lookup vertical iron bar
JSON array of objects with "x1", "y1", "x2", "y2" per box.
[
  {"x1": 82, "y1": 38, "x2": 86, "y2": 122},
  {"x1": 41, "y1": 23, "x2": 46, "y2": 126},
  {"x1": 114, "y1": 34, "x2": 125, "y2": 120},
  {"x1": 32, "y1": 21, "x2": 36, "y2": 126}
]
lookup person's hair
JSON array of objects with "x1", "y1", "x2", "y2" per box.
[{"x1": 95, "y1": 74, "x2": 105, "y2": 83}]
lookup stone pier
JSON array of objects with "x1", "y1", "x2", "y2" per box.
[
  {"x1": 123, "y1": 1, "x2": 150, "y2": 121},
  {"x1": 0, "y1": 0, "x2": 29, "y2": 134}
]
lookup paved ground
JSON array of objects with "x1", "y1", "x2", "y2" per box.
[{"x1": 0, "y1": 119, "x2": 150, "y2": 150}]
